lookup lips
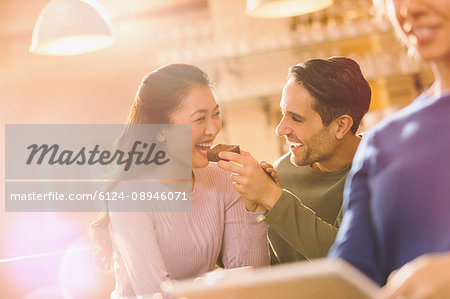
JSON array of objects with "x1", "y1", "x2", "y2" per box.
[
  {"x1": 404, "y1": 22, "x2": 440, "y2": 45},
  {"x1": 195, "y1": 140, "x2": 213, "y2": 157},
  {"x1": 286, "y1": 139, "x2": 304, "y2": 151},
  {"x1": 412, "y1": 27, "x2": 438, "y2": 44}
]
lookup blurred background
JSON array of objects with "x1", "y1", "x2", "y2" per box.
[{"x1": 0, "y1": 0, "x2": 434, "y2": 298}]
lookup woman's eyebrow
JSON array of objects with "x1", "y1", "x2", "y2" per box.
[{"x1": 190, "y1": 105, "x2": 220, "y2": 116}]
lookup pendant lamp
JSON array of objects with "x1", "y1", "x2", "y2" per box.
[{"x1": 29, "y1": 0, "x2": 115, "y2": 56}]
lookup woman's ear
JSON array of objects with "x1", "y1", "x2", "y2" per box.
[{"x1": 334, "y1": 115, "x2": 354, "y2": 139}]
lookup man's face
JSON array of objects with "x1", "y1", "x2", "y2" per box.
[{"x1": 276, "y1": 78, "x2": 336, "y2": 167}]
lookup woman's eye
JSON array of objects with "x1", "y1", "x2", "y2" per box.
[
  {"x1": 213, "y1": 111, "x2": 221, "y2": 117},
  {"x1": 292, "y1": 117, "x2": 302, "y2": 123},
  {"x1": 195, "y1": 117, "x2": 206, "y2": 122}
]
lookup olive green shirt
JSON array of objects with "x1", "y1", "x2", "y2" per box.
[{"x1": 265, "y1": 152, "x2": 350, "y2": 264}]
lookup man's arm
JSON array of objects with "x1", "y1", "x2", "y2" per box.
[
  {"x1": 217, "y1": 151, "x2": 341, "y2": 259},
  {"x1": 264, "y1": 189, "x2": 341, "y2": 259}
]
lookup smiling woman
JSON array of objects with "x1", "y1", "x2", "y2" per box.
[
  {"x1": 169, "y1": 84, "x2": 222, "y2": 168},
  {"x1": 329, "y1": 0, "x2": 450, "y2": 292},
  {"x1": 90, "y1": 64, "x2": 269, "y2": 298}
]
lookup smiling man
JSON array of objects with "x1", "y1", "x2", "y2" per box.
[{"x1": 218, "y1": 57, "x2": 371, "y2": 264}]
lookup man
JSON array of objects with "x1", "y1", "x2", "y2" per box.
[{"x1": 218, "y1": 57, "x2": 371, "y2": 264}]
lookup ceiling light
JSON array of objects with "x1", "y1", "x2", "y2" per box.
[{"x1": 29, "y1": 0, "x2": 115, "y2": 56}]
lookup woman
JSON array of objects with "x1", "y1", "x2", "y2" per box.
[
  {"x1": 329, "y1": 0, "x2": 450, "y2": 288},
  {"x1": 91, "y1": 64, "x2": 269, "y2": 298}
]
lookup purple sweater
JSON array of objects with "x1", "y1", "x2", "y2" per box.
[{"x1": 329, "y1": 92, "x2": 450, "y2": 285}]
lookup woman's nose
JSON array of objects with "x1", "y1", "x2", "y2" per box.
[
  {"x1": 398, "y1": 0, "x2": 427, "y2": 19},
  {"x1": 205, "y1": 118, "x2": 220, "y2": 136}
]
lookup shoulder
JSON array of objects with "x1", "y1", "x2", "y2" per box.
[{"x1": 367, "y1": 92, "x2": 442, "y2": 140}]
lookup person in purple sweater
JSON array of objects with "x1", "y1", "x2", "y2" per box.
[{"x1": 329, "y1": 0, "x2": 450, "y2": 291}]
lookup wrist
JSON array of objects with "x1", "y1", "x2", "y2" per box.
[{"x1": 262, "y1": 185, "x2": 283, "y2": 210}]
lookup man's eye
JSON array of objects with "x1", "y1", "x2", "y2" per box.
[
  {"x1": 293, "y1": 117, "x2": 302, "y2": 122},
  {"x1": 195, "y1": 117, "x2": 206, "y2": 122},
  {"x1": 213, "y1": 111, "x2": 221, "y2": 117}
]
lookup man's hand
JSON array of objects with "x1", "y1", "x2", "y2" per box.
[
  {"x1": 377, "y1": 252, "x2": 450, "y2": 299},
  {"x1": 217, "y1": 150, "x2": 283, "y2": 210}
]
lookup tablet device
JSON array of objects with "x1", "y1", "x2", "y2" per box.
[{"x1": 165, "y1": 258, "x2": 379, "y2": 299}]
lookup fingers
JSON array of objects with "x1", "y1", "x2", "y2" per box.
[
  {"x1": 259, "y1": 160, "x2": 272, "y2": 169},
  {"x1": 219, "y1": 151, "x2": 255, "y2": 166},
  {"x1": 377, "y1": 284, "x2": 408, "y2": 299},
  {"x1": 217, "y1": 160, "x2": 246, "y2": 175},
  {"x1": 231, "y1": 180, "x2": 245, "y2": 194},
  {"x1": 240, "y1": 150, "x2": 254, "y2": 159},
  {"x1": 230, "y1": 173, "x2": 248, "y2": 185},
  {"x1": 259, "y1": 161, "x2": 280, "y2": 184}
]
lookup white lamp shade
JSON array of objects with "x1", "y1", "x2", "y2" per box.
[
  {"x1": 29, "y1": 0, "x2": 115, "y2": 56},
  {"x1": 246, "y1": 0, "x2": 334, "y2": 18}
]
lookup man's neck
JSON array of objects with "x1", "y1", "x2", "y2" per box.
[{"x1": 311, "y1": 134, "x2": 362, "y2": 173}]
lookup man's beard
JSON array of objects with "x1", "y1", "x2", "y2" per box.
[{"x1": 289, "y1": 128, "x2": 333, "y2": 167}]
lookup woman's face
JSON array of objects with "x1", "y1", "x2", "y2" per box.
[
  {"x1": 170, "y1": 85, "x2": 222, "y2": 168},
  {"x1": 386, "y1": 0, "x2": 450, "y2": 62}
]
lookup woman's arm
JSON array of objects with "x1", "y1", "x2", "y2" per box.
[
  {"x1": 109, "y1": 212, "x2": 170, "y2": 296},
  {"x1": 220, "y1": 194, "x2": 270, "y2": 268}
]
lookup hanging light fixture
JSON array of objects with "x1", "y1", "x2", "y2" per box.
[
  {"x1": 246, "y1": 0, "x2": 334, "y2": 18},
  {"x1": 29, "y1": 0, "x2": 115, "y2": 56}
]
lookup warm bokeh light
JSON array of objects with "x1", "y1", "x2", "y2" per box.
[
  {"x1": 2, "y1": 213, "x2": 79, "y2": 258},
  {"x1": 24, "y1": 286, "x2": 69, "y2": 299},
  {"x1": 246, "y1": 0, "x2": 333, "y2": 18},
  {"x1": 59, "y1": 239, "x2": 99, "y2": 298},
  {"x1": 1, "y1": 213, "x2": 79, "y2": 294},
  {"x1": 29, "y1": 35, "x2": 115, "y2": 56}
]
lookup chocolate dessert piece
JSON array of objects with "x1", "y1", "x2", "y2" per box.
[{"x1": 207, "y1": 144, "x2": 240, "y2": 162}]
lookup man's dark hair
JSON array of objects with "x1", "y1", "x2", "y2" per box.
[{"x1": 289, "y1": 57, "x2": 371, "y2": 134}]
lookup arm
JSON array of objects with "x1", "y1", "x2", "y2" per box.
[
  {"x1": 328, "y1": 134, "x2": 380, "y2": 284},
  {"x1": 220, "y1": 193, "x2": 270, "y2": 268},
  {"x1": 218, "y1": 151, "x2": 339, "y2": 259},
  {"x1": 109, "y1": 212, "x2": 170, "y2": 296},
  {"x1": 263, "y1": 190, "x2": 342, "y2": 259}
]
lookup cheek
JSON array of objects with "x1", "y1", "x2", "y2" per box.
[
  {"x1": 191, "y1": 124, "x2": 205, "y2": 144},
  {"x1": 216, "y1": 118, "x2": 222, "y2": 131},
  {"x1": 291, "y1": 124, "x2": 306, "y2": 139}
]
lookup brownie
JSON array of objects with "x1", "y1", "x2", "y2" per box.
[{"x1": 207, "y1": 144, "x2": 240, "y2": 162}]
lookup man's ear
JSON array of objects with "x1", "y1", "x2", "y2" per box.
[{"x1": 334, "y1": 115, "x2": 353, "y2": 139}]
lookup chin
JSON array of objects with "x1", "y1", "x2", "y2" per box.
[
  {"x1": 414, "y1": 41, "x2": 449, "y2": 60},
  {"x1": 290, "y1": 154, "x2": 307, "y2": 167},
  {"x1": 192, "y1": 158, "x2": 209, "y2": 169}
]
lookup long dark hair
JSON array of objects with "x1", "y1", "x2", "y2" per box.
[{"x1": 89, "y1": 64, "x2": 213, "y2": 271}]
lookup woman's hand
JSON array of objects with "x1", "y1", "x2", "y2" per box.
[
  {"x1": 259, "y1": 160, "x2": 280, "y2": 185},
  {"x1": 377, "y1": 252, "x2": 450, "y2": 299}
]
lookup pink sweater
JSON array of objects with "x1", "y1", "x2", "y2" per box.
[{"x1": 109, "y1": 164, "x2": 269, "y2": 297}]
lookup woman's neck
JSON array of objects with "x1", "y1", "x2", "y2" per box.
[{"x1": 430, "y1": 58, "x2": 450, "y2": 96}]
